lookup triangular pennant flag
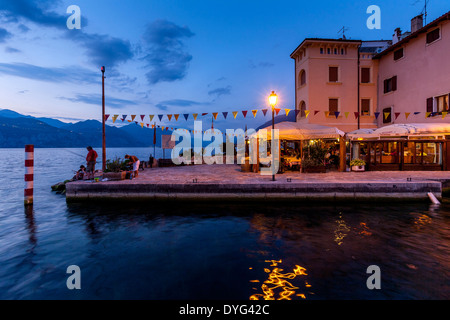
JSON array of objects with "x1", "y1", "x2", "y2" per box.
[
  {"x1": 304, "y1": 110, "x2": 310, "y2": 118},
  {"x1": 314, "y1": 110, "x2": 320, "y2": 116},
  {"x1": 212, "y1": 112, "x2": 218, "y2": 120},
  {"x1": 284, "y1": 109, "x2": 291, "y2": 116},
  {"x1": 344, "y1": 112, "x2": 350, "y2": 118},
  {"x1": 384, "y1": 112, "x2": 390, "y2": 120},
  {"x1": 426, "y1": 112, "x2": 431, "y2": 118},
  {"x1": 149, "y1": 115, "x2": 155, "y2": 122},
  {"x1": 131, "y1": 115, "x2": 136, "y2": 121},
  {"x1": 324, "y1": 111, "x2": 330, "y2": 117},
  {"x1": 161, "y1": 126, "x2": 165, "y2": 130},
  {"x1": 252, "y1": 110, "x2": 258, "y2": 118},
  {"x1": 140, "y1": 122, "x2": 144, "y2": 128},
  {"x1": 232, "y1": 111, "x2": 238, "y2": 119},
  {"x1": 183, "y1": 114, "x2": 189, "y2": 121},
  {"x1": 334, "y1": 111, "x2": 340, "y2": 119},
  {"x1": 134, "y1": 121, "x2": 138, "y2": 124},
  {"x1": 105, "y1": 114, "x2": 110, "y2": 121},
  {"x1": 128, "y1": 120, "x2": 132, "y2": 123},
  {"x1": 374, "y1": 112, "x2": 380, "y2": 119},
  {"x1": 414, "y1": 112, "x2": 421, "y2": 115},
  {"x1": 146, "y1": 124, "x2": 150, "y2": 128},
  {"x1": 262, "y1": 109, "x2": 268, "y2": 116},
  {"x1": 394, "y1": 112, "x2": 401, "y2": 120},
  {"x1": 354, "y1": 112, "x2": 360, "y2": 119},
  {"x1": 165, "y1": 127, "x2": 169, "y2": 131},
  {"x1": 112, "y1": 115, "x2": 119, "y2": 123},
  {"x1": 242, "y1": 110, "x2": 248, "y2": 118},
  {"x1": 442, "y1": 111, "x2": 448, "y2": 119},
  {"x1": 193, "y1": 113, "x2": 198, "y2": 120},
  {"x1": 202, "y1": 113, "x2": 208, "y2": 116},
  {"x1": 140, "y1": 115, "x2": 145, "y2": 121},
  {"x1": 158, "y1": 115, "x2": 163, "y2": 121},
  {"x1": 274, "y1": 108, "x2": 281, "y2": 115},
  {"x1": 122, "y1": 115, "x2": 127, "y2": 121},
  {"x1": 222, "y1": 112, "x2": 228, "y2": 119},
  {"x1": 174, "y1": 114, "x2": 179, "y2": 121},
  {"x1": 405, "y1": 112, "x2": 410, "y2": 120},
  {"x1": 167, "y1": 114, "x2": 172, "y2": 121}
]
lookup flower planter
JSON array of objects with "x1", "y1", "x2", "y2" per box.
[
  {"x1": 103, "y1": 171, "x2": 127, "y2": 181},
  {"x1": 351, "y1": 165, "x2": 365, "y2": 172}
]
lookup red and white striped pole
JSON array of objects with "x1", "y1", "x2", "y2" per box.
[{"x1": 24, "y1": 145, "x2": 34, "y2": 206}]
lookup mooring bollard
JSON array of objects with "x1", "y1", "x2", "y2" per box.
[{"x1": 24, "y1": 144, "x2": 34, "y2": 206}]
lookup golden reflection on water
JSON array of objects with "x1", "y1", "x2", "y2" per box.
[
  {"x1": 334, "y1": 213, "x2": 351, "y2": 246},
  {"x1": 249, "y1": 260, "x2": 311, "y2": 300},
  {"x1": 414, "y1": 214, "x2": 432, "y2": 230}
]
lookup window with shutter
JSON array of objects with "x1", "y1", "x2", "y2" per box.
[
  {"x1": 361, "y1": 68, "x2": 370, "y2": 83},
  {"x1": 393, "y1": 48, "x2": 404, "y2": 60},
  {"x1": 361, "y1": 99, "x2": 371, "y2": 115},
  {"x1": 392, "y1": 76, "x2": 397, "y2": 91},
  {"x1": 329, "y1": 67, "x2": 338, "y2": 82},
  {"x1": 383, "y1": 76, "x2": 397, "y2": 93},
  {"x1": 329, "y1": 99, "x2": 338, "y2": 113},
  {"x1": 426, "y1": 28, "x2": 440, "y2": 44},
  {"x1": 426, "y1": 97, "x2": 434, "y2": 113}
]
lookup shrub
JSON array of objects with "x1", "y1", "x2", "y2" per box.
[{"x1": 350, "y1": 158, "x2": 366, "y2": 167}]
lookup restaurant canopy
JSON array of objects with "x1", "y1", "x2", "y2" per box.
[
  {"x1": 347, "y1": 123, "x2": 450, "y2": 140},
  {"x1": 255, "y1": 121, "x2": 345, "y2": 140}
]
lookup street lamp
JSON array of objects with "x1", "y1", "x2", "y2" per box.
[{"x1": 269, "y1": 91, "x2": 277, "y2": 181}]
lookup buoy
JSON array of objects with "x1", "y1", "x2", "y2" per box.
[
  {"x1": 428, "y1": 192, "x2": 440, "y2": 205},
  {"x1": 24, "y1": 145, "x2": 34, "y2": 206}
]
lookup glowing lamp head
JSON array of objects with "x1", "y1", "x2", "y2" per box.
[
  {"x1": 101, "y1": 66, "x2": 105, "y2": 73},
  {"x1": 269, "y1": 91, "x2": 277, "y2": 108}
]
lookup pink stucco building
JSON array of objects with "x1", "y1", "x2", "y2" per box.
[{"x1": 290, "y1": 11, "x2": 450, "y2": 171}]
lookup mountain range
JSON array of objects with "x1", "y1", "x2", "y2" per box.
[
  {"x1": 0, "y1": 109, "x2": 162, "y2": 148},
  {"x1": 0, "y1": 108, "x2": 295, "y2": 148}
]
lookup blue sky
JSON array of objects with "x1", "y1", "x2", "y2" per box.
[{"x1": 0, "y1": 0, "x2": 448, "y2": 131}]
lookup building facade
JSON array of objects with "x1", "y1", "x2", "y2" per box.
[{"x1": 290, "y1": 11, "x2": 450, "y2": 171}]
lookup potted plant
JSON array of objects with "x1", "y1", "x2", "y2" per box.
[
  {"x1": 301, "y1": 143, "x2": 327, "y2": 173},
  {"x1": 350, "y1": 158, "x2": 366, "y2": 172},
  {"x1": 103, "y1": 157, "x2": 129, "y2": 180}
]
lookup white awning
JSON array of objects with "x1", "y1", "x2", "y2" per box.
[
  {"x1": 255, "y1": 121, "x2": 345, "y2": 140},
  {"x1": 347, "y1": 123, "x2": 450, "y2": 140}
]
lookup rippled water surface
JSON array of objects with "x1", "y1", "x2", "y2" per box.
[{"x1": 0, "y1": 148, "x2": 449, "y2": 300}]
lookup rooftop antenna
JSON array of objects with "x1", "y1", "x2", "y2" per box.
[
  {"x1": 338, "y1": 26, "x2": 349, "y2": 39},
  {"x1": 412, "y1": 0, "x2": 429, "y2": 25}
]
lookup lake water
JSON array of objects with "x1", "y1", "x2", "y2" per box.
[{"x1": 0, "y1": 148, "x2": 449, "y2": 300}]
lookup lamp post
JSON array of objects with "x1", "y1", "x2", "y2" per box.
[
  {"x1": 101, "y1": 66, "x2": 106, "y2": 173},
  {"x1": 269, "y1": 91, "x2": 278, "y2": 181}
]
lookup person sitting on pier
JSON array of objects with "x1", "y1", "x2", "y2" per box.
[
  {"x1": 73, "y1": 165, "x2": 86, "y2": 180},
  {"x1": 125, "y1": 154, "x2": 140, "y2": 178}
]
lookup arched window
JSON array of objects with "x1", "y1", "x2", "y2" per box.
[
  {"x1": 298, "y1": 101, "x2": 306, "y2": 119},
  {"x1": 298, "y1": 69, "x2": 306, "y2": 86}
]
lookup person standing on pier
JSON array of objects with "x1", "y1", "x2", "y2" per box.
[
  {"x1": 86, "y1": 146, "x2": 98, "y2": 180},
  {"x1": 125, "y1": 154, "x2": 140, "y2": 178}
]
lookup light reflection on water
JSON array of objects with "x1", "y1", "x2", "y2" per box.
[{"x1": 0, "y1": 148, "x2": 449, "y2": 300}]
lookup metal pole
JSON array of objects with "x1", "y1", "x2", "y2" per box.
[
  {"x1": 272, "y1": 107, "x2": 276, "y2": 181},
  {"x1": 101, "y1": 66, "x2": 106, "y2": 172}
]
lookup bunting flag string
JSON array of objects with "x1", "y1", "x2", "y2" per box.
[
  {"x1": 212, "y1": 112, "x2": 218, "y2": 120},
  {"x1": 232, "y1": 111, "x2": 238, "y2": 119},
  {"x1": 304, "y1": 110, "x2": 310, "y2": 118},
  {"x1": 149, "y1": 115, "x2": 155, "y2": 122},
  {"x1": 222, "y1": 112, "x2": 228, "y2": 119},
  {"x1": 242, "y1": 110, "x2": 248, "y2": 118},
  {"x1": 284, "y1": 109, "x2": 291, "y2": 116},
  {"x1": 131, "y1": 115, "x2": 136, "y2": 121},
  {"x1": 252, "y1": 110, "x2": 258, "y2": 118},
  {"x1": 262, "y1": 109, "x2": 268, "y2": 116}
]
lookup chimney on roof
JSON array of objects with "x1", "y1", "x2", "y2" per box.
[
  {"x1": 411, "y1": 14, "x2": 424, "y2": 33},
  {"x1": 392, "y1": 28, "x2": 402, "y2": 44}
]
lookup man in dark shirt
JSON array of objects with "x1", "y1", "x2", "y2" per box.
[{"x1": 86, "y1": 146, "x2": 98, "y2": 179}]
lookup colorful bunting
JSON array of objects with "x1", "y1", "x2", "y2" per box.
[
  {"x1": 374, "y1": 112, "x2": 380, "y2": 119},
  {"x1": 183, "y1": 114, "x2": 189, "y2": 121},
  {"x1": 284, "y1": 109, "x2": 291, "y2": 116},
  {"x1": 122, "y1": 115, "x2": 127, "y2": 121},
  {"x1": 222, "y1": 112, "x2": 228, "y2": 119},
  {"x1": 344, "y1": 112, "x2": 350, "y2": 119},
  {"x1": 384, "y1": 112, "x2": 390, "y2": 120},
  {"x1": 252, "y1": 110, "x2": 258, "y2": 118},
  {"x1": 112, "y1": 115, "x2": 119, "y2": 123},
  {"x1": 304, "y1": 110, "x2": 310, "y2": 118},
  {"x1": 140, "y1": 122, "x2": 144, "y2": 128},
  {"x1": 149, "y1": 115, "x2": 155, "y2": 122},
  {"x1": 442, "y1": 112, "x2": 448, "y2": 119},
  {"x1": 193, "y1": 113, "x2": 198, "y2": 120},
  {"x1": 131, "y1": 115, "x2": 136, "y2": 121},
  {"x1": 212, "y1": 112, "x2": 218, "y2": 120},
  {"x1": 174, "y1": 114, "x2": 179, "y2": 121},
  {"x1": 242, "y1": 110, "x2": 248, "y2": 118},
  {"x1": 104, "y1": 114, "x2": 110, "y2": 121},
  {"x1": 167, "y1": 114, "x2": 172, "y2": 121},
  {"x1": 354, "y1": 112, "x2": 359, "y2": 119},
  {"x1": 140, "y1": 115, "x2": 145, "y2": 121},
  {"x1": 314, "y1": 110, "x2": 320, "y2": 116},
  {"x1": 202, "y1": 113, "x2": 208, "y2": 116},
  {"x1": 394, "y1": 112, "x2": 401, "y2": 120},
  {"x1": 158, "y1": 115, "x2": 163, "y2": 121},
  {"x1": 425, "y1": 112, "x2": 431, "y2": 118},
  {"x1": 262, "y1": 109, "x2": 268, "y2": 116},
  {"x1": 232, "y1": 111, "x2": 238, "y2": 119},
  {"x1": 334, "y1": 111, "x2": 340, "y2": 119},
  {"x1": 324, "y1": 111, "x2": 330, "y2": 117},
  {"x1": 405, "y1": 112, "x2": 410, "y2": 120},
  {"x1": 274, "y1": 108, "x2": 281, "y2": 116}
]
